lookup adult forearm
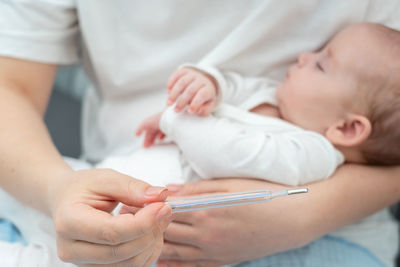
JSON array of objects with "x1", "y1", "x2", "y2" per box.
[
  {"x1": 299, "y1": 164, "x2": 400, "y2": 242},
  {"x1": 240, "y1": 164, "x2": 400, "y2": 252},
  {"x1": 0, "y1": 67, "x2": 71, "y2": 216},
  {"x1": 161, "y1": 164, "x2": 400, "y2": 265},
  {"x1": 228, "y1": 163, "x2": 400, "y2": 253}
]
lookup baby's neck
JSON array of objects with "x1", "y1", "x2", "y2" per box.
[
  {"x1": 250, "y1": 103, "x2": 282, "y2": 118},
  {"x1": 335, "y1": 146, "x2": 366, "y2": 164}
]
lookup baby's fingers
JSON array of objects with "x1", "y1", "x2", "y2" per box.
[
  {"x1": 156, "y1": 132, "x2": 165, "y2": 141},
  {"x1": 197, "y1": 102, "x2": 215, "y2": 116},
  {"x1": 167, "y1": 69, "x2": 187, "y2": 93},
  {"x1": 188, "y1": 88, "x2": 214, "y2": 115},
  {"x1": 167, "y1": 75, "x2": 195, "y2": 106},
  {"x1": 143, "y1": 130, "x2": 160, "y2": 148},
  {"x1": 174, "y1": 81, "x2": 203, "y2": 113},
  {"x1": 136, "y1": 124, "x2": 146, "y2": 137}
]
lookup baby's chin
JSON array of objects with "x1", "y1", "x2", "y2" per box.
[{"x1": 275, "y1": 83, "x2": 285, "y2": 101}]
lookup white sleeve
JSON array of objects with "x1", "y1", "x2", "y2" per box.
[
  {"x1": 181, "y1": 63, "x2": 279, "y2": 109},
  {"x1": 160, "y1": 107, "x2": 344, "y2": 186},
  {"x1": 0, "y1": 0, "x2": 79, "y2": 64}
]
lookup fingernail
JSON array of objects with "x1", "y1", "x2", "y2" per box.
[
  {"x1": 145, "y1": 186, "x2": 167, "y2": 197},
  {"x1": 166, "y1": 184, "x2": 182, "y2": 193},
  {"x1": 156, "y1": 204, "x2": 172, "y2": 222}
]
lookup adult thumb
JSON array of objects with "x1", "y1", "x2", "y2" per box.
[
  {"x1": 92, "y1": 168, "x2": 168, "y2": 207},
  {"x1": 166, "y1": 179, "x2": 228, "y2": 197}
]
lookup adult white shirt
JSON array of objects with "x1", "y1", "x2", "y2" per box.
[
  {"x1": 1, "y1": 0, "x2": 399, "y2": 163},
  {"x1": 0, "y1": 1, "x2": 399, "y2": 266}
]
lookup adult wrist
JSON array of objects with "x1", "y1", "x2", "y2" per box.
[{"x1": 45, "y1": 165, "x2": 75, "y2": 217}]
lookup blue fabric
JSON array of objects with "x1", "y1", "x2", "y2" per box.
[
  {"x1": 0, "y1": 219, "x2": 26, "y2": 244},
  {"x1": 0, "y1": 219, "x2": 387, "y2": 266},
  {"x1": 236, "y1": 235, "x2": 384, "y2": 267}
]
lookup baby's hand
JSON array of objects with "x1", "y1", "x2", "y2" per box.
[
  {"x1": 166, "y1": 67, "x2": 218, "y2": 116},
  {"x1": 136, "y1": 112, "x2": 165, "y2": 148}
]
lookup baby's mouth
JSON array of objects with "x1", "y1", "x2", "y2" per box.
[{"x1": 286, "y1": 65, "x2": 296, "y2": 80}]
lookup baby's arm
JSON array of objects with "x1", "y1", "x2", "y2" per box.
[
  {"x1": 136, "y1": 112, "x2": 165, "y2": 148},
  {"x1": 166, "y1": 65, "x2": 281, "y2": 116},
  {"x1": 166, "y1": 67, "x2": 218, "y2": 116},
  {"x1": 160, "y1": 107, "x2": 339, "y2": 185}
]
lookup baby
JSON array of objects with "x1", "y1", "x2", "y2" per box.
[{"x1": 135, "y1": 22, "x2": 400, "y2": 186}]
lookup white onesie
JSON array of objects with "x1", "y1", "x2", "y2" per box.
[{"x1": 108, "y1": 65, "x2": 344, "y2": 187}]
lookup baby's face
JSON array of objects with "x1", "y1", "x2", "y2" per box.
[{"x1": 276, "y1": 26, "x2": 368, "y2": 133}]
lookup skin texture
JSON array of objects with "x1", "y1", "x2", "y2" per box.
[{"x1": 0, "y1": 56, "x2": 172, "y2": 266}]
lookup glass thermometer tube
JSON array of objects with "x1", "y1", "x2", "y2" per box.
[{"x1": 166, "y1": 188, "x2": 308, "y2": 213}]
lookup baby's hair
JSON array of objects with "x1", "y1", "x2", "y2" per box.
[{"x1": 357, "y1": 23, "x2": 400, "y2": 165}]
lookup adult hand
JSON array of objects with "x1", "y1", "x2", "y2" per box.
[
  {"x1": 49, "y1": 168, "x2": 172, "y2": 266},
  {"x1": 158, "y1": 178, "x2": 304, "y2": 267},
  {"x1": 158, "y1": 164, "x2": 400, "y2": 267}
]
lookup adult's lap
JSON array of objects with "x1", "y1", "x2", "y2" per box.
[
  {"x1": 0, "y1": 219, "x2": 25, "y2": 244},
  {"x1": 236, "y1": 235, "x2": 384, "y2": 267}
]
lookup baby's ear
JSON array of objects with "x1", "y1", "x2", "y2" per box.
[{"x1": 325, "y1": 114, "x2": 371, "y2": 147}]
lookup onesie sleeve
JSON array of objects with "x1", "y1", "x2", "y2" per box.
[
  {"x1": 180, "y1": 63, "x2": 279, "y2": 109},
  {"x1": 160, "y1": 106, "x2": 344, "y2": 186},
  {"x1": 0, "y1": 0, "x2": 79, "y2": 64}
]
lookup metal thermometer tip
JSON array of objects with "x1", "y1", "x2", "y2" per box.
[{"x1": 287, "y1": 188, "x2": 308, "y2": 195}]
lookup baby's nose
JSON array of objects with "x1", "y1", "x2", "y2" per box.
[{"x1": 297, "y1": 52, "x2": 311, "y2": 67}]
